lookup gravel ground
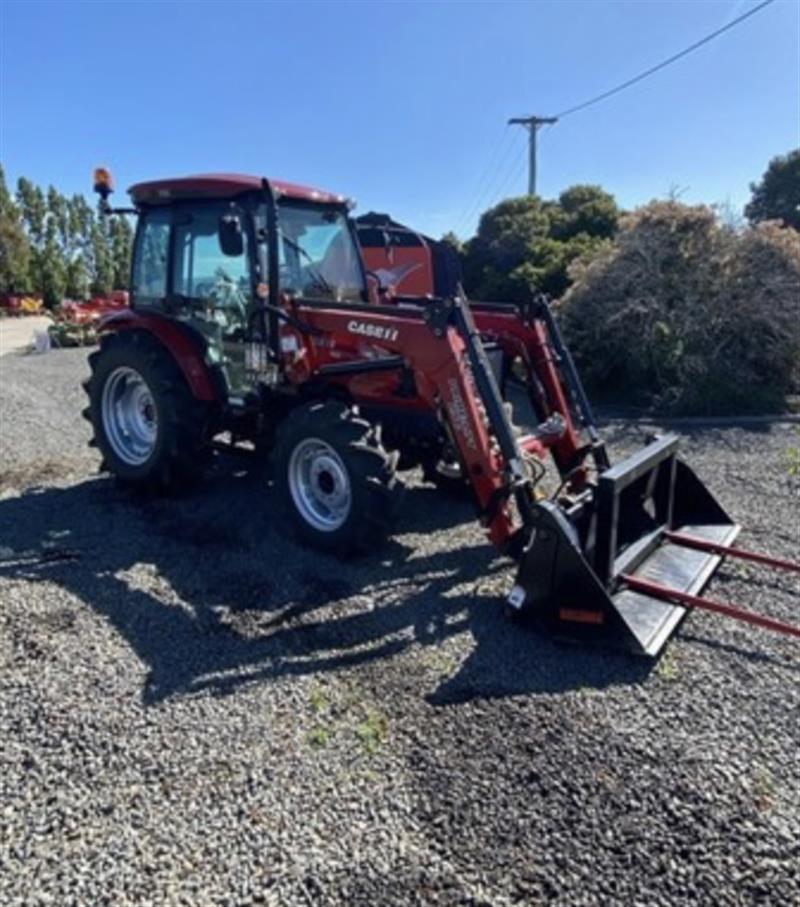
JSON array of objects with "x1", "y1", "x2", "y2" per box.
[
  {"x1": 1, "y1": 348, "x2": 798, "y2": 906},
  {"x1": 0, "y1": 317, "x2": 52, "y2": 357}
]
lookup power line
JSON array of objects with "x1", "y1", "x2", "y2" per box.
[
  {"x1": 455, "y1": 128, "x2": 525, "y2": 233},
  {"x1": 487, "y1": 135, "x2": 531, "y2": 207},
  {"x1": 554, "y1": 0, "x2": 777, "y2": 119},
  {"x1": 472, "y1": 130, "x2": 525, "y2": 210},
  {"x1": 464, "y1": 123, "x2": 554, "y2": 229},
  {"x1": 453, "y1": 128, "x2": 512, "y2": 232},
  {"x1": 455, "y1": 0, "x2": 777, "y2": 234}
]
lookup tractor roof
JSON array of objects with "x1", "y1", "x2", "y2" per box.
[{"x1": 128, "y1": 173, "x2": 347, "y2": 205}]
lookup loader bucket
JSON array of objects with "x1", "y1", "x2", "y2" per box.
[{"x1": 511, "y1": 435, "x2": 740, "y2": 656}]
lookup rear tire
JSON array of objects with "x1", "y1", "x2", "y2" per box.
[
  {"x1": 82, "y1": 331, "x2": 211, "y2": 490},
  {"x1": 272, "y1": 401, "x2": 402, "y2": 556}
]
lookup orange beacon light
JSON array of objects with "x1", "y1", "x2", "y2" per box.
[{"x1": 93, "y1": 167, "x2": 114, "y2": 200}]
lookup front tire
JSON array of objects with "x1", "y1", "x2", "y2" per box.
[
  {"x1": 83, "y1": 331, "x2": 211, "y2": 489},
  {"x1": 272, "y1": 401, "x2": 402, "y2": 556}
]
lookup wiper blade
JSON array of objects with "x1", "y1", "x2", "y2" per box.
[{"x1": 281, "y1": 234, "x2": 334, "y2": 295}]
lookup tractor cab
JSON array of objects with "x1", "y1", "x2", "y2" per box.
[{"x1": 124, "y1": 174, "x2": 367, "y2": 394}]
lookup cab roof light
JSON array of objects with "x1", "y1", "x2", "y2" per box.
[
  {"x1": 93, "y1": 167, "x2": 115, "y2": 200},
  {"x1": 92, "y1": 167, "x2": 137, "y2": 217}
]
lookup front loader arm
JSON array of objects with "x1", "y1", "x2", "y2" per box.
[
  {"x1": 371, "y1": 294, "x2": 602, "y2": 484},
  {"x1": 469, "y1": 302, "x2": 591, "y2": 477},
  {"x1": 284, "y1": 296, "x2": 796, "y2": 657},
  {"x1": 292, "y1": 297, "x2": 532, "y2": 550}
]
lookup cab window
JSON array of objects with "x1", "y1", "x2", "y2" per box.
[
  {"x1": 131, "y1": 209, "x2": 170, "y2": 306},
  {"x1": 277, "y1": 203, "x2": 365, "y2": 302},
  {"x1": 172, "y1": 204, "x2": 251, "y2": 309}
]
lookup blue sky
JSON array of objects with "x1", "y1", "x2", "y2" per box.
[{"x1": 1, "y1": 0, "x2": 797, "y2": 239}]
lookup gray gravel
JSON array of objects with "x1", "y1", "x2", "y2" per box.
[{"x1": 1, "y1": 348, "x2": 798, "y2": 906}]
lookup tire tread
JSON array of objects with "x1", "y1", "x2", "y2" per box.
[{"x1": 272, "y1": 401, "x2": 402, "y2": 556}]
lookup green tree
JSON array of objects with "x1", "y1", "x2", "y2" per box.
[
  {"x1": 470, "y1": 196, "x2": 550, "y2": 269},
  {"x1": 462, "y1": 188, "x2": 619, "y2": 301},
  {"x1": 41, "y1": 186, "x2": 71, "y2": 304},
  {"x1": 440, "y1": 231, "x2": 464, "y2": 254},
  {"x1": 39, "y1": 229, "x2": 67, "y2": 306},
  {"x1": 745, "y1": 149, "x2": 800, "y2": 230},
  {"x1": 65, "y1": 255, "x2": 90, "y2": 300},
  {"x1": 7, "y1": 171, "x2": 131, "y2": 303},
  {"x1": 0, "y1": 164, "x2": 31, "y2": 293},
  {"x1": 34, "y1": 187, "x2": 69, "y2": 306},
  {"x1": 16, "y1": 177, "x2": 47, "y2": 246},
  {"x1": 554, "y1": 185, "x2": 619, "y2": 240},
  {"x1": 90, "y1": 214, "x2": 114, "y2": 296},
  {"x1": 47, "y1": 186, "x2": 70, "y2": 250},
  {"x1": 17, "y1": 178, "x2": 49, "y2": 299},
  {"x1": 529, "y1": 233, "x2": 610, "y2": 298},
  {"x1": 109, "y1": 215, "x2": 133, "y2": 289},
  {"x1": 69, "y1": 194, "x2": 96, "y2": 296},
  {"x1": 463, "y1": 196, "x2": 550, "y2": 301}
]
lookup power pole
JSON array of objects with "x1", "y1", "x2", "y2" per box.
[{"x1": 508, "y1": 116, "x2": 558, "y2": 196}]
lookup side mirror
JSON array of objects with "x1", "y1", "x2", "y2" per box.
[{"x1": 219, "y1": 213, "x2": 244, "y2": 257}]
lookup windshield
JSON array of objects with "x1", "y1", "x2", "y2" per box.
[{"x1": 276, "y1": 203, "x2": 365, "y2": 302}]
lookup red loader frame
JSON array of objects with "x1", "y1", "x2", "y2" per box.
[{"x1": 279, "y1": 293, "x2": 800, "y2": 653}]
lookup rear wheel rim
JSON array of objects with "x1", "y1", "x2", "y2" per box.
[
  {"x1": 101, "y1": 366, "x2": 158, "y2": 466},
  {"x1": 288, "y1": 438, "x2": 352, "y2": 532}
]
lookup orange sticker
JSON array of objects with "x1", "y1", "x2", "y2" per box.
[{"x1": 559, "y1": 608, "x2": 605, "y2": 625}]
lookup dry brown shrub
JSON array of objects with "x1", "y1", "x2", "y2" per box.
[{"x1": 559, "y1": 201, "x2": 800, "y2": 414}]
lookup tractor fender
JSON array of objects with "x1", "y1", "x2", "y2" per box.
[{"x1": 97, "y1": 309, "x2": 219, "y2": 402}]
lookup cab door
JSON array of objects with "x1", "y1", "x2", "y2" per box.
[{"x1": 169, "y1": 201, "x2": 255, "y2": 394}]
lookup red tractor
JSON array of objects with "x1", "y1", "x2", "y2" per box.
[{"x1": 83, "y1": 169, "x2": 799, "y2": 655}]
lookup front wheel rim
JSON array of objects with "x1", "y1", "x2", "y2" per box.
[
  {"x1": 288, "y1": 438, "x2": 352, "y2": 532},
  {"x1": 101, "y1": 366, "x2": 158, "y2": 466}
]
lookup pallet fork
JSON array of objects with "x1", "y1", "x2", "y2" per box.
[
  {"x1": 504, "y1": 347, "x2": 800, "y2": 654},
  {"x1": 513, "y1": 500, "x2": 800, "y2": 653}
]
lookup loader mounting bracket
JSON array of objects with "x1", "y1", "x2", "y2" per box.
[{"x1": 423, "y1": 297, "x2": 456, "y2": 337}]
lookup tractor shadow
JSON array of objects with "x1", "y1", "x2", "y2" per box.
[{"x1": 0, "y1": 457, "x2": 652, "y2": 706}]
